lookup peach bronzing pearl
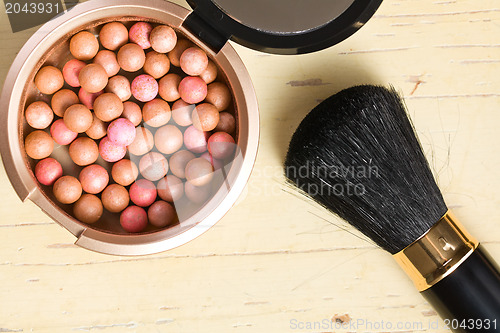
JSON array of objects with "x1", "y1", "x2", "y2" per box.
[
  {"x1": 112, "y1": 159, "x2": 139, "y2": 187},
  {"x1": 180, "y1": 47, "x2": 208, "y2": 76},
  {"x1": 154, "y1": 125, "x2": 183, "y2": 155},
  {"x1": 25, "y1": 130, "x2": 54, "y2": 160},
  {"x1": 144, "y1": 51, "x2": 170, "y2": 79},
  {"x1": 73, "y1": 194, "x2": 103, "y2": 224},
  {"x1": 142, "y1": 98, "x2": 171, "y2": 127},
  {"x1": 169, "y1": 150, "x2": 195, "y2": 179},
  {"x1": 69, "y1": 31, "x2": 99, "y2": 60},
  {"x1": 148, "y1": 201, "x2": 176, "y2": 228},
  {"x1": 171, "y1": 100, "x2": 194, "y2": 127},
  {"x1": 69, "y1": 137, "x2": 99, "y2": 166},
  {"x1": 99, "y1": 22, "x2": 129, "y2": 51},
  {"x1": 102, "y1": 184, "x2": 130, "y2": 213},
  {"x1": 85, "y1": 114, "x2": 107, "y2": 140},
  {"x1": 78, "y1": 64, "x2": 108, "y2": 93},
  {"x1": 25, "y1": 101, "x2": 54, "y2": 129},
  {"x1": 128, "y1": 127, "x2": 154, "y2": 156},
  {"x1": 34, "y1": 66, "x2": 63, "y2": 94},
  {"x1": 63, "y1": 104, "x2": 93, "y2": 133},
  {"x1": 51, "y1": 89, "x2": 79, "y2": 117},
  {"x1": 93, "y1": 50, "x2": 120, "y2": 77},
  {"x1": 53, "y1": 176, "x2": 82, "y2": 205},
  {"x1": 206, "y1": 82, "x2": 232, "y2": 111},
  {"x1": 121, "y1": 101, "x2": 142, "y2": 126},
  {"x1": 139, "y1": 152, "x2": 169, "y2": 181},
  {"x1": 199, "y1": 60, "x2": 217, "y2": 84},
  {"x1": 157, "y1": 175, "x2": 184, "y2": 202},
  {"x1": 191, "y1": 103, "x2": 219, "y2": 131},
  {"x1": 93, "y1": 93, "x2": 123, "y2": 122},
  {"x1": 117, "y1": 43, "x2": 145, "y2": 72},
  {"x1": 185, "y1": 157, "x2": 214, "y2": 187},
  {"x1": 150, "y1": 25, "x2": 177, "y2": 53},
  {"x1": 167, "y1": 39, "x2": 192, "y2": 67},
  {"x1": 79, "y1": 164, "x2": 109, "y2": 194},
  {"x1": 106, "y1": 75, "x2": 131, "y2": 102},
  {"x1": 158, "y1": 73, "x2": 181, "y2": 102}
]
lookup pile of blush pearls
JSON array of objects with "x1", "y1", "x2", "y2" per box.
[{"x1": 25, "y1": 21, "x2": 237, "y2": 233}]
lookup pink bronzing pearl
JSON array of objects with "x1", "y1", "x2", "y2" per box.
[
  {"x1": 183, "y1": 125, "x2": 209, "y2": 154},
  {"x1": 99, "y1": 136, "x2": 127, "y2": 162},
  {"x1": 120, "y1": 206, "x2": 148, "y2": 233},
  {"x1": 178, "y1": 76, "x2": 207, "y2": 104},
  {"x1": 78, "y1": 88, "x2": 103, "y2": 110},
  {"x1": 207, "y1": 132, "x2": 236, "y2": 160},
  {"x1": 131, "y1": 74, "x2": 158, "y2": 102},
  {"x1": 129, "y1": 22, "x2": 153, "y2": 49},
  {"x1": 50, "y1": 119, "x2": 78, "y2": 145},
  {"x1": 35, "y1": 158, "x2": 63, "y2": 186},
  {"x1": 63, "y1": 59, "x2": 86, "y2": 87},
  {"x1": 107, "y1": 118, "x2": 136, "y2": 146},
  {"x1": 129, "y1": 179, "x2": 157, "y2": 207}
]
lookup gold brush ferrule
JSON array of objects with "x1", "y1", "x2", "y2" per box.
[{"x1": 393, "y1": 211, "x2": 479, "y2": 291}]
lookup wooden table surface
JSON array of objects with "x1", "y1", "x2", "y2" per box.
[{"x1": 1, "y1": 0, "x2": 499, "y2": 332}]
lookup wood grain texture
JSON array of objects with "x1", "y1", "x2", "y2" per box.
[{"x1": 1, "y1": 0, "x2": 499, "y2": 331}]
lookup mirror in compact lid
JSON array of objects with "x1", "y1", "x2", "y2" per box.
[{"x1": 212, "y1": 0, "x2": 355, "y2": 34}]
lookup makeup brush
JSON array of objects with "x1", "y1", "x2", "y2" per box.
[{"x1": 284, "y1": 85, "x2": 500, "y2": 332}]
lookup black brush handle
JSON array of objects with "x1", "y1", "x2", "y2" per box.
[{"x1": 421, "y1": 245, "x2": 500, "y2": 332}]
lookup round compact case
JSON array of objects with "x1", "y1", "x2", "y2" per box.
[{"x1": 0, "y1": 0, "x2": 382, "y2": 255}]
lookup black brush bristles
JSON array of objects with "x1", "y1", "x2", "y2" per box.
[{"x1": 284, "y1": 85, "x2": 447, "y2": 254}]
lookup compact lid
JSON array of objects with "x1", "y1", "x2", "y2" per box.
[{"x1": 186, "y1": 0, "x2": 383, "y2": 54}]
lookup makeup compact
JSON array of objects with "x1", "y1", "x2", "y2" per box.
[{"x1": 0, "y1": 0, "x2": 382, "y2": 255}]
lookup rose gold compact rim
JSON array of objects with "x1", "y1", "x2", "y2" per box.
[{"x1": 0, "y1": 0, "x2": 259, "y2": 255}]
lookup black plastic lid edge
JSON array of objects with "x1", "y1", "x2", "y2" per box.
[{"x1": 186, "y1": 0, "x2": 384, "y2": 55}]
